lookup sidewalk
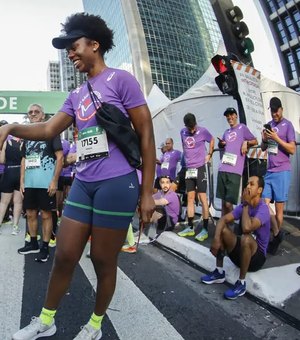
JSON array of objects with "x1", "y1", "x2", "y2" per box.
[{"x1": 150, "y1": 218, "x2": 300, "y2": 321}]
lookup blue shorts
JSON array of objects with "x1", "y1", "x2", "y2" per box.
[
  {"x1": 63, "y1": 171, "x2": 139, "y2": 229},
  {"x1": 262, "y1": 171, "x2": 291, "y2": 202}
]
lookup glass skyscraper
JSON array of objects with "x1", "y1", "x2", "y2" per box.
[
  {"x1": 83, "y1": 0, "x2": 222, "y2": 99},
  {"x1": 259, "y1": 0, "x2": 300, "y2": 92}
]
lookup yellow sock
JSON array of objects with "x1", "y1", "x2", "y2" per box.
[
  {"x1": 39, "y1": 307, "x2": 56, "y2": 326},
  {"x1": 88, "y1": 313, "x2": 104, "y2": 330},
  {"x1": 127, "y1": 223, "x2": 135, "y2": 247}
]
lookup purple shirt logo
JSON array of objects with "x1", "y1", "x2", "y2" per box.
[
  {"x1": 185, "y1": 136, "x2": 196, "y2": 148},
  {"x1": 227, "y1": 131, "x2": 237, "y2": 142}
]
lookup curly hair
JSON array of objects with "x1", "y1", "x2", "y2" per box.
[{"x1": 62, "y1": 13, "x2": 114, "y2": 55}]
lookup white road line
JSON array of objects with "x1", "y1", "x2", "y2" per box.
[
  {"x1": 0, "y1": 223, "x2": 25, "y2": 340},
  {"x1": 80, "y1": 249, "x2": 184, "y2": 340}
]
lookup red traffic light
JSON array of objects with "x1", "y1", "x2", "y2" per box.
[
  {"x1": 226, "y1": 6, "x2": 243, "y2": 23},
  {"x1": 211, "y1": 55, "x2": 231, "y2": 74}
]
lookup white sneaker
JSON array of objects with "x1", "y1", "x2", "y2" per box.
[
  {"x1": 12, "y1": 316, "x2": 56, "y2": 340},
  {"x1": 12, "y1": 225, "x2": 20, "y2": 236},
  {"x1": 73, "y1": 324, "x2": 102, "y2": 340}
]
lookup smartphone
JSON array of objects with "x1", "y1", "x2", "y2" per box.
[{"x1": 264, "y1": 124, "x2": 272, "y2": 131}]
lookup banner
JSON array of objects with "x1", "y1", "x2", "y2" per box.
[
  {"x1": 231, "y1": 61, "x2": 267, "y2": 159},
  {"x1": 0, "y1": 91, "x2": 68, "y2": 114}
]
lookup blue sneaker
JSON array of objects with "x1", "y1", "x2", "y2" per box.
[
  {"x1": 201, "y1": 268, "x2": 225, "y2": 284},
  {"x1": 224, "y1": 280, "x2": 246, "y2": 300}
]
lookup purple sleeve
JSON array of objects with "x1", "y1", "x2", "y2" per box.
[
  {"x1": 117, "y1": 71, "x2": 146, "y2": 110},
  {"x1": 204, "y1": 128, "x2": 213, "y2": 142},
  {"x1": 253, "y1": 204, "x2": 270, "y2": 227},
  {"x1": 287, "y1": 121, "x2": 296, "y2": 143},
  {"x1": 243, "y1": 124, "x2": 256, "y2": 140},
  {"x1": 232, "y1": 204, "x2": 243, "y2": 220},
  {"x1": 59, "y1": 92, "x2": 75, "y2": 118}
]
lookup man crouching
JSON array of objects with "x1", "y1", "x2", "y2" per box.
[{"x1": 201, "y1": 176, "x2": 270, "y2": 300}]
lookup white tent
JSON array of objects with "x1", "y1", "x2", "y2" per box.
[{"x1": 149, "y1": 64, "x2": 300, "y2": 215}]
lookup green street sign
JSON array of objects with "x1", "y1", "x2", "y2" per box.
[{"x1": 0, "y1": 91, "x2": 68, "y2": 114}]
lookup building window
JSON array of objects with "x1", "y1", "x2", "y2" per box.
[
  {"x1": 284, "y1": 51, "x2": 297, "y2": 80},
  {"x1": 283, "y1": 15, "x2": 297, "y2": 40},
  {"x1": 275, "y1": 20, "x2": 288, "y2": 44}
]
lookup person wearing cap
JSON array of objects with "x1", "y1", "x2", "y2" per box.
[
  {"x1": 216, "y1": 107, "x2": 257, "y2": 215},
  {"x1": 7, "y1": 13, "x2": 155, "y2": 340},
  {"x1": 261, "y1": 97, "x2": 296, "y2": 255},
  {"x1": 178, "y1": 113, "x2": 214, "y2": 242}
]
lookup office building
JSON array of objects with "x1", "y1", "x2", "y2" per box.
[
  {"x1": 47, "y1": 61, "x2": 61, "y2": 91},
  {"x1": 258, "y1": 0, "x2": 300, "y2": 91},
  {"x1": 83, "y1": 0, "x2": 223, "y2": 99}
]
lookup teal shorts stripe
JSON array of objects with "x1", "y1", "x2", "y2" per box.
[
  {"x1": 93, "y1": 207, "x2": 134, "y2": 217},
  {"x1": 65, "y1": 200, "x2": 93, "y2": 211}
]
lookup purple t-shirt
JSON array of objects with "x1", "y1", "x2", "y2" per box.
[
  {"x1": 266, "y1": 118, "x2": 295, "y2": 172},
  {"x1": 232, "y1": 199, "x2": 270, "y2": 256},
  {"x1": 60, "y1": 139, "x2": 71, "y2": 177},
  {"x1": 59, "y1": 68, "x2": 146, "y2": 182},
  {"x1": 160, "y1": 149, "x2": 182, "y2": 180},
  {"x1": 153, "y1": 190, "x2": 180, "y2": 224},
  {"x1": 156, "y1": 153, "x2": 164, "y2": 178},
  {"x1": 219, "y1": 123, "x2": 256, "y2": 175},
  {"x1": 180, "y1": 126, "x2": 213, "y2": 168}
]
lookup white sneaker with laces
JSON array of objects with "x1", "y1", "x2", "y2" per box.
[
  {"x1": 12, "y1": 225, "x2": 20, "y2": 236},
  {"x1": 73, "y1": 323, "x2": 102, "y2": 340},
  {"x1": 12, "y1": 316, "x2": 56, "y2": 340}
]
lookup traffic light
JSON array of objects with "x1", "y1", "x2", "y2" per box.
[
  {"x1": 211, "y1": 55, "x2": 238, "y2": 97},
  {"x1": 210, "y1": 0, "x2": 254, "y2": 65},
  {"x1": 226, "y1": 6, "x2": 254, "y2": 57}
]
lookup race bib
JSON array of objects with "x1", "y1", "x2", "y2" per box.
[
  {"x1": 77, "y1": 126, "x2": 109, "y2": 162},
  {"x1": 161, "y1": 162, "x2": 169, "y2": 170},
  {"x1": 25, "y1": 154, "x2": 41, "y2": 169},
  {"x1": 222, "y1": 152, "x2": 237, "y2": 166},
  {"x1": 268, "y1": 140, "x2": 278, "y2": 155},
  {"x1": 185, "y1": 168, "x2": 198, "y2": 179}
]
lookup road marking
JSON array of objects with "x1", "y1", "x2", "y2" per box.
[{"x1": 80, "y1": 250, "x2": 184, "y2": 340}]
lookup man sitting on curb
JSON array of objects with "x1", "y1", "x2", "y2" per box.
[
  {"x1": 201, "y1": 176, "x2": 270, "y2": 300},
  {"x1": 152, "y1": 175, "x2": 180, "y2": 236}
]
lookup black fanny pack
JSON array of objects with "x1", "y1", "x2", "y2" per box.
[{"x1": 87, "y1": 81, "x2": 142, "y2": 169}]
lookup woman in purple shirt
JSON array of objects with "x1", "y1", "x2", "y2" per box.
[{"x1": 4, "y1": 13, "x2": 155, "y2": 340}]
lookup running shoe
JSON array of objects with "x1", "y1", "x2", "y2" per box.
[
  {"x1": 267, "y1": 230, "x2": 284, "y2": 255},
  {"x1": 224, "y1": 280, "x2": 246, "y2": 300},
  {"x1": 18, "y1": 243, "x2": 40, "y2": 255},
  {"x1": 178, "y1": 227, "x2": 195, "y2": 237},
  {"x1": 73, "y1": 324, "x2": 102, "y2": 340},
  {"x1": 195, "y1": 229, "x2": 208, "y2": 242},
  {"x1": 49, "y1": 237, "x2": 56, "y2": 248},
  {"x1": 121, "y1": 244, "x2": 137, "y2": 253},
  {"x1": 201, "y1": 268, "x2": 225, "y2": 284},
  {"x1": 35, "y1": 248, "x2": 49, "y2": 263},
  {"x1": 24, "y1": 233, "x2": 41, "y2": 242},
  {"x1": 11, "y1": 225, "x2": 20, "y2": 236},
  {"x1": 12, "y1": 316, "x2": 56, "y2": 340}
]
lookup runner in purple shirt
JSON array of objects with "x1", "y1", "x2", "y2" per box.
[
  {"x1": 152, "y1": 176, "x2": 180, "y2": 230},
  {"x1": 261, "y1": 97, "x2": 296, "y2": 255},
  {"x1": 178, "y1": 113, "x2": 214, "y2": 243},
  {"x1": 6, "y1": 13, "x2": 155, "y2": 340},
  {"x1": 217, "y1": 107, "x2": 257, "y2": 215},
  {"x1": 160, "y1": 138, "x2": 181, "y2": 180},
  {"x1": 201, "y1": 176, "x2": 270, "y2": 300}
]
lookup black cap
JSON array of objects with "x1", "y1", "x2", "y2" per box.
[
  {"x1": 0, "y1": 120, "x2": 8, "y2": 126},
  {"x1": 52, "y1": 29, "x2": 88, "y2": 49},
  {"x1": 224, "y1": 107, "x2": 237, "y2": 116},
  {"x1": 269, "y1": 97, "x2": 282, "y2": 111}
]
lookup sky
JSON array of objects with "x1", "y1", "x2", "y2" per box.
[{"x1": 0, "y1": 0, "x2": 83, "y2": 91}]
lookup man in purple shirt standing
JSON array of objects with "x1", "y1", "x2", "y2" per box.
[
  {"x1": 217, "y1": 108, "x2": 257, "y2": 215},
  {"x1": 160, "y1": 138, "x2": 182, "y2": 181},
  {"x1": 261, "y1": 97, "x2": 296, "y2": 254},
  {"x1": 201, "y1": 176, "x2": 270, "y2": 300},
  {"x1": 178, "y1": 113, "x2": 214, "y2": 242}
]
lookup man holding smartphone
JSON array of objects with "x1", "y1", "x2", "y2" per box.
[{"x1": 261, "y1": 97, "x2": 296, "y2": 254}]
